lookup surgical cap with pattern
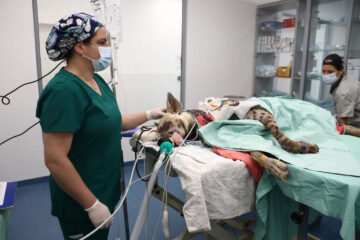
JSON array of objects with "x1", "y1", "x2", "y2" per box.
[{"x1": 46, "y1": 13, "x2": 104, "y2": 61}]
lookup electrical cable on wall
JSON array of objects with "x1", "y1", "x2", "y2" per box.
[
  {"x1": 0, "y1": 121, "x2": 40, "y2": 146},
  {"x1": 0, "y1": 60, "x2": 65, "y2": 105},
  {"x1": 0, "y1": 60, "x2": 65, "y2": 146}
]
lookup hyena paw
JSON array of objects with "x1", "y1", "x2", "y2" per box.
[
  {"x1": 308, "y1": 143, "x2": 319, "y2": 153},
  {"x1": 297, "y1": 141, "x2": 319, "y2": 154},
  {"x1": 264, "y1": 157, "x2": 289, "y2": 182}
]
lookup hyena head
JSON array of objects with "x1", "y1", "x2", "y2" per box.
[{"x1": 157, "y1": 92, "x2": 196, "y2": 144}]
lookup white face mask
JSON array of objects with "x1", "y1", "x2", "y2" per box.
[
  {"x1": 322, "y1": 73, "x2": 338, "y2": 85},
  {"x1": 83, "y1": 45, "x2": 113, "y2": 72}
]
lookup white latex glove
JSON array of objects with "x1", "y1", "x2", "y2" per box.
[
  {"x1": 85, "y1": 199, "x2": 113, "y2": 229},
  {"x1": 146, "y1": 107, "x2": 167, "y2": 120}
]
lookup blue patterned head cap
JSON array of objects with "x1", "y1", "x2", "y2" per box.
[{"x1": 46, "y1": 13, "x2": 104, "y2": 61}]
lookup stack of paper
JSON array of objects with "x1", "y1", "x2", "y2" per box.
[{"x1": 0, "y1": 182, "x2": 7, "y2": 206}]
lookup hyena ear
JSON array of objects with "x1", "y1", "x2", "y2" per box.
[{"x1": 167, "y1": 92, "x2": 182, "y2": 114}]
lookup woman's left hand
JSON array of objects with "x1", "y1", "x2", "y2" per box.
[{"x1": 146, "y1": 107, "x2": 167, "y2": 120}]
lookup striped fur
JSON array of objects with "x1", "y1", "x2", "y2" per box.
[{"x1": 244, "y1": 106, "x2": 319, "y2": 153}]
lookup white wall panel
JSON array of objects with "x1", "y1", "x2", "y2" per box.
[
  {"x1": 0, "y1": 0, "x2": 47, "y2": 181},
  {"x1": 115, "y1": 0, "x2": 182, "y2": 116},
  {"x1": 184, "y1": 0, "x2": 257, "y2": 108}
]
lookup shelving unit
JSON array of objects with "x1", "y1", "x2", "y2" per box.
[
  {"x1": 292, "y1": 0, "x2": 358, "y2": 113},
  {"x1": 254, "y1": 0, "x2": 298, "y2": 97},
  {"x1": 347, "y1": 0, "x2": 360, "y2": 59},
  {"x1": 254, "y1": 0, "x2": 360, "y2": 112}
]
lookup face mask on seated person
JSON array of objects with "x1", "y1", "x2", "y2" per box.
[
  {"x1": 322, "y1": 73, "x2": 338, "y2": 85},
  {"x1": 83, "y1": 45, "x2": 113, "y2": 72}
]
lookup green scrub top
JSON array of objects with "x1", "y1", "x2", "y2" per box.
[{"x1": 36, "y1": 68, "x2": 123, "y2": 221}]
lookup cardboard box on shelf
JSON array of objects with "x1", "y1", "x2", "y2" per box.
[
  {"x1": 283, "y1": 18, "x2": 296, "y2": 28},
  {"x1": 277, "y1": 66, "x2": 292, "y2": 77}
]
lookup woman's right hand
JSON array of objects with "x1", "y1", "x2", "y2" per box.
[{"x1": 85, "y1": 199, "x2": 113, "y2": 228}]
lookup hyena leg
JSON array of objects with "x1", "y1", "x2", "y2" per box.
[
  {"x1": 344, "y1": 124, "x2": 360, "y2": 137},
  {"x1": 245, "y1": 107, "x2": 319, "y2": 154},
  {"x1": 250, "y1": 151, "x2": 289, "y2": 181}
]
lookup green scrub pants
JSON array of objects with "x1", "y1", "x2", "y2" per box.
[{"x1": 58, "y1": 218, "x2": 110, "y2": 240}]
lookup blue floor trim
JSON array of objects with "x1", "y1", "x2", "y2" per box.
[
  {"x1": 15, "y1": 162, "x2": 139, "y2": 187},
  {"x1": 17, "y1": 176, "x2": 50, "y2": 187},
  {"x1": 123, "y1": 160, "x2": 137, "y2": 167}
]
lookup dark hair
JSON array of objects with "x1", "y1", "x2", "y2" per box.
[
  {"x1": 322, "y1": 54, "x2": 344, "y2": 71},
  {"x1": 65, "y1": 34, "x2": 95, "y2": 62}
]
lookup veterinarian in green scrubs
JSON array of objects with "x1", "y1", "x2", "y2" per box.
[
  {"x1": 36, "y1": 13, "x2": 165, "y2": 240},
  {"x1": 322, "y1": 54, "x2": 360, "y2": 128}
]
